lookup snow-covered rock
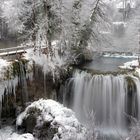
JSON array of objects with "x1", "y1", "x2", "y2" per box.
[
  {"x1": 119, "y1": 60, "x2": 139, "y2": 70},
  {"x1": 16, "y1": 99, "x2": 95, "y2": 140},
  {"x1": 119, "y1": 59, "x2": 140, "y2": 78}
]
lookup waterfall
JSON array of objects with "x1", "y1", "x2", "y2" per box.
[
  {"x1": 63, "y1": 71, "x2": 140, "y2": 137},
  {"x1": 19, "y1": 61, "x2": 28, "y2": 104}
]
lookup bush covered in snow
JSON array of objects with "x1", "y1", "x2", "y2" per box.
[{"x1": 16, "y1": 99, "x2": 95, "y2": 140}]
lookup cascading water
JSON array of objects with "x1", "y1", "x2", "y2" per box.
[
  {"x1": 63, "y1": 71, "x2": 140, "y2": 139},
  {"x1": 19, "y1": 61, "x2": 29, "y2": 104}
]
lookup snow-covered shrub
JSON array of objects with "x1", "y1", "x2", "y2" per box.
[{"x1": 16, "y1": 99, "x2": 96, "y2": 140}]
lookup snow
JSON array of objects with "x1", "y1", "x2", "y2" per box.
[
  {"x1": 7, "y1": 133, "x2": 34, "y2": 140},
  {"x1": 0, "y1": 58, "x2": 9, "y2": 71},
  {"x1": 0, "y1": 126, "x2": 14, "y2": 140},
  {"x1": 103, "y1": 53, "x2": 138, "y2": 59},
  {"x1": 0, "y1": 50, "x2": 25, "y2": 56},
  {"x1": 16, "y1": 99, "x2": 93, "y2": 140},
  {"x1": 135, "y1": 68, "x2": 140, "y2": 77},
  {"x1": 24, "y1": 49, "x2": 65, "y2": 73},
  {"x1": 116, "y1": 1, "x2": 136, "y2": 9},
  {"x1": 0, "y1": 126, "x2": 33, "y2": 140},
  {"x1": 0, "y1": 58, "x2": 10, "y2": 80},
  {"x1": 119, "y1": 59, "x2": 140, "y2": 77},
  {"x1": 112, "y1": 22, "x2": 127, "y2": 28},
  {"x1": 23, "y1": 41, "x2": 67, "y2": 80},
  {"x1": 119, "y1": 59, "x2": 139, "y2": 70}
]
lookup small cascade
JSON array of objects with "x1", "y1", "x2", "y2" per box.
[
  {"x1": 63, "y1": 71, "x2": 140, "y2": 138},
  {"x1": 19, "y1": 61, "x2": 28, "y2": 104}
]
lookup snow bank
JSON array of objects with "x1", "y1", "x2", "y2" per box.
[
  {"x1": 17, "y1": 99, "x2": 94, "y2": 140},
  {"x1": 119, "y1": 59, "x2": 140, "y2": 77},
  {"x1": 119, "y1": 60, "x2": 139, "y2": 70}
]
